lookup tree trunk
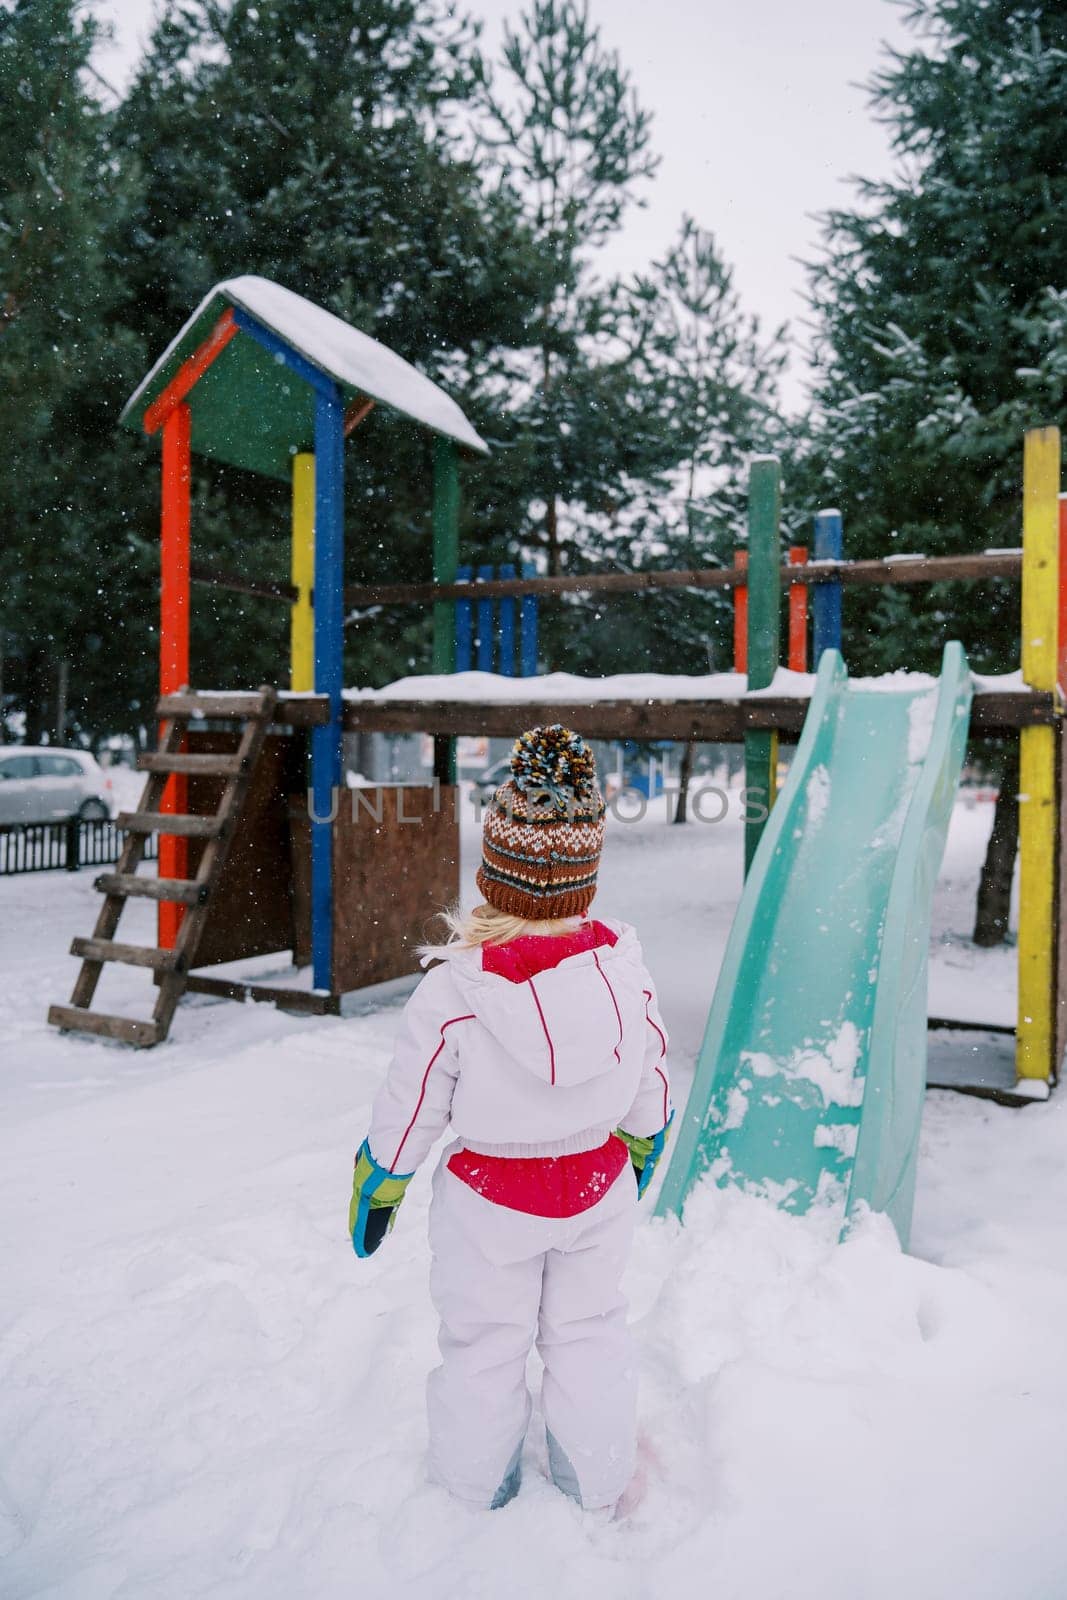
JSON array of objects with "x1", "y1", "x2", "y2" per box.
[
  {"x1": 542, "y1": 336, "x2": 561, "y2": 578},
  {"x1": 56, "y1": 658, "x2": 69, "y2": 745},
  {"x1": 973, "y1": 743, "x2": 1019, "y2": 947},
  {"x1": 674, "y1": 739, "x2": 695, "y2": 824},
  {"x1": 546, "y1": 495, "x2": 560, "y2": 577},
  {"x1": 23, "y1": 648, "x2": 51, "y2": 745}
]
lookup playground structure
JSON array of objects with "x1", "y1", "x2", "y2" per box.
[
  {"x1": 49, "y1": 277, "x2": 488, "y2": 1040},
  {"x1": 44, "y1": 278, "x2": 1063, "y2": 1170}
]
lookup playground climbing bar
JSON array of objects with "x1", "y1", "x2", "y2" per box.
[
  {"x1": 813, "y1": 509, "x2": 843, "y2": 661},
  {"x1": 732, "y1": 550, "x2": 748, "y2": 673},
  {"x1": 744, "y1": 458, "x2": 782, "y2": 873},
  {"x1": 788, "y1": 545, "x2": 809, "y2": 672}
]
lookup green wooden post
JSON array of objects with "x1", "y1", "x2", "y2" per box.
[
  {"x1": 432, "y1": 437, "x2": 460, "y2": 782},
  {"x1": 744, "y1": 457, "x2": 782, "y2": 874}
]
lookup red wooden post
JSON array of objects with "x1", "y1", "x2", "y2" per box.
[
  {"x1": 159, "y1": 403, "x2": 192, "y2": 947},
  {"x1": 733, "y1": 549, "x2": 748, "y2": 674},
  {"x1": 788, "y1": 545, "x2": 809, "y2": 672}
]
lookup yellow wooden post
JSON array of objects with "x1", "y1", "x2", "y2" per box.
[
  {"x1": 1017, "y1": 426, "x2": 1060, "y2": 1088},
  {"x1": 291, "y1": 452, "x2": 315, "y2": 692}
]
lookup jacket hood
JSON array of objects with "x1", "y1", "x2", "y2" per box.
[{"x1": 442, "y1": 921, "x2": 647, "y2": 1089}]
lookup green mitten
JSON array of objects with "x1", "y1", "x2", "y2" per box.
[
  {"x1": 349, "y1": 1140, "x2": 413, "y2": 1257},
  {"x1": 616, "y1": 1114, "x2": 674, "y2": 1199}
]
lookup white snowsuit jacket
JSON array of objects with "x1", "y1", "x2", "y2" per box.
[
  {"x1": 364, "y1": 916, "x2": 672, "y2": 1511},
  {"x1": 367, "y1": 918, "x2": 671, "y2": 1176}
]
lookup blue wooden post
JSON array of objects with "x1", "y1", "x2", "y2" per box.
[
  {"x1": 311, "y1": 382, "x2": 345, "y2": 992},
  {"x1": 813, "y1": 509, "x2": 843, "y2": 662},
  {"x1": 476, "y1": 564, "x2": 494, "y2": 671},
  {"x1": 454, "y1": 564, "x2": 473, "y2": 672},
  {"x1": 498, "y1": 563, "x2": 516, "y2": 677},
  {"x1": 520, "y1": 561, "x2": 539, "y2": 677},
  {"x1": 232, "y1": 310, "x2": 346, "y2": 993}
]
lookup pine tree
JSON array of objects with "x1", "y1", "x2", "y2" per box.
[
  {"x1": 802, "y1": 0, "x2": 1067, "y2": 939},
  {"x1": 802, "y1": 0, "x2": 1067, "y2": 677},
  {"x1": 544, "y1": 218, "x2": 786, "y2": 679},
  {"x1": 481, "y1": 0, "x2": 659, "y2": 576},
  {"x1": 0, "y1": 0, "x2": 148, "y2": 744},
  {"x1": 111, "y1": 0, "x2": 552, "y2": 693}
]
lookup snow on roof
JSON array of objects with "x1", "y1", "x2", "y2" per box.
[{"x1": 121, "y1": 275, "x2": 488, "y2": 464}]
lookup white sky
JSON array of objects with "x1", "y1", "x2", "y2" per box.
[{"x1": 91, "y1": 0, "x2": 914, "y2": 410}]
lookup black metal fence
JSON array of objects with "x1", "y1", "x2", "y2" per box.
[{"x1": 0, "y1": 819, "x2": 158, "y2": 876}]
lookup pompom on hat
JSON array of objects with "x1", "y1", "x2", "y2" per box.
[{"x1": 477, "y1": 725, "x2": 606, "y2": 921}]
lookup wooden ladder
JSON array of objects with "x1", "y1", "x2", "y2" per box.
[{"x1": 48, "y1": 686, "x2": 278, "y2": 1047}]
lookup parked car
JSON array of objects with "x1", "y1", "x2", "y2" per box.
[
  {"x1": 0, "y1": 748, "x2": 117, "y2": 825},
  {"x1": 471, "y1": 756, "x2": 512, "y2": 808}
]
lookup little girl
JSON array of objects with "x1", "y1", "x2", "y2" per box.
[{"x1": 348, "y1": 725, "x2": 672, "y2": 1513}]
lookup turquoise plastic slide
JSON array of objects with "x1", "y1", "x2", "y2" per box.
[{"x1": 655, "y1": 642, "x2": 972, "y2": 1247}]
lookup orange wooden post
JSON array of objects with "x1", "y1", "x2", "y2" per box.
[
  {"x1": 158, "y1": 402, "x2": 191, "y2": 948},
  {"x1": 143, "y1": 310, "x2": 237, "y2": 436},
  {"x1": 787, "y1": 545, "x2": 809, "y2": 671},
  {"x1": 733, "y1": 549, "x2": 748, "y2": 673}
]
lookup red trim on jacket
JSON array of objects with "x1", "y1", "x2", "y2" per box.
[
  {"x1": 448, "y1": 1135, "x2": 630, "y2": 1217},
  {"x1": 655, "y1": 1067, "x2": 670, "y2": 1125},
  {"x1": 527, "y1": 976, "x2": 556, "y2": 1086},
  {"x1": 643, "y1": 988, "x2": 667, "y2": 1058},
  {"x1": 389, "y1": 1013, "x2": 475, "y2": 1172},
  {"x1": 593, "y1": 950, "x2": 623, "y2": 1062},
  {"x1": 643, "y1": 988, "x2": 670, "y2": 1123}
]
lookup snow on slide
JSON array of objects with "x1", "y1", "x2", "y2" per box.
[{"x1": 656, "y1": 643, "x2": 973, "y2": 1246}]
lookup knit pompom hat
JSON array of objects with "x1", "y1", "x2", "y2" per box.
[{"x1": 476, "y1": 725, "x2": 606, "y2": 921}]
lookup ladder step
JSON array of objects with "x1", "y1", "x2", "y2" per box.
[
  {"x1": 117, "y1": 810, "x2": 224, "y2": 838},
  {"x1": 137, "y1": 752, "x2": 247, "y2": 777},
  {"x1": 71, "y1": 937, "x2": 184, "y2": 972},
  {"x1": 94, "y1": 872, "x2": 207, "y2": 905},
  {"x1": 47, "y1": 1005, "x2": 161, "y2": 1048},
  {"x1": 157, "y1": 691, "x2": 272, "y2": 720}
]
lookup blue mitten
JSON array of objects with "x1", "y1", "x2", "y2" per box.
[
  {"x1": 616, "y1": 1114, "x2": 674, "y2": 1199},
  {"x1": 349, "y1": 1140, "x2": 413, "y2": 1257}
]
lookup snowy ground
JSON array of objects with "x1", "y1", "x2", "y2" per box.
[{"x1": 3, "y1": 793, "x2": 1064, "y2": 1600}]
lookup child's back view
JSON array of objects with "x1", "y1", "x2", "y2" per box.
[{"x1": 349, "y1": 726, "x2": 672, "y2": 1513}]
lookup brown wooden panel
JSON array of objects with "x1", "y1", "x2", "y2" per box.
[
  {"x1": 275, "y1": 695, "x2": 331, "y2": 727},
  {"x1": 343, "y1": 691, "x2": 1056, "y2": 741},
  {"x1": 289, "y1": 802, "x2": 313, "y2": 971},
  {"x1": 344, "y1": 699, "x2": 753, "y2": 740},
  {"x1": 330, "y1": 785, "x2": 460, "y2": 992},
  {"x1": 970, "y1": 692, "x2": 1057, "y2": 729},
  {"x1": 183, "y1": 973, "x2": 337, "y2": 1014},
  {"x1": 183, "y1": 730, "x2": 307, "y2": 967}
]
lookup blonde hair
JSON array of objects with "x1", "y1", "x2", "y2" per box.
[{"x1": 420, "y1": 901, "x2": 587, "y2": 956}]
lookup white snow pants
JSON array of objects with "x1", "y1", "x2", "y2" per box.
[{"x1": 426, "y1": 1151, "x2": 637, "y2": 1510}]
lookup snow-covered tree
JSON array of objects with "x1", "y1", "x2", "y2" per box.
[
  {"x1": 802, "y1": 0, "x2": 1067, "y2": 677},
  {"x1": 481, "y1": 0, "x2": 660, "y2": 576},
  {"x1": 801, "y1": 0, "x2": 1067, "y2": 938},
  {"x1": 0, "y1": 0, "x2": 147, "y2": 743}
]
